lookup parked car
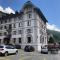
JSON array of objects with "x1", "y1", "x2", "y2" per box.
[
  {"x1": 14, "y1": 45, "x2": 21, "y2": 49},
  {"x1": 24, "y1": 45, "x2": 35, "y2": 52},
  {"x1": 0, "y1": 45, "x2": 18, "y2": 56},
  {"x1": 48, "y1": 43, "x2": 59, "y2": 54},
  {"x1": 41, "y1": 45, "x2": 48, "y2": 54}
]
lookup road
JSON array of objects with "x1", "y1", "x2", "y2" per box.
[{"x1": 0, "y1": 50, "x2": 60, "y2": 60}]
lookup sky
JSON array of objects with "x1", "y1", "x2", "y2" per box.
[{"x1": 0, "y1": 0, "x2": 60, "y2": 31}]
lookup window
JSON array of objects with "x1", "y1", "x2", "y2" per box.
[
  {"x1": 13, "y1": 38, "x2": 16, "y2": 43},
  {"x1": 28, "y1": 13, "x2": 32, "y2": 18},
  {"x1": 18, "y1": 15, "x2": 23, "y2": 20},
  {"x1": 14, "y1": 18, "x2": 17, "y2": 22},
  {"x1": 6, "y1": 46, "x2": 14, "y2": 49},
  {"x1": 19, "y1": 38, "x2": 21, "y2": 43},
  {"x1": 44, "y1": 26, "x2": 46, "y2": 30},
  {"x1": 9, "y1": 19, "x2": 11, "y2": 22},
  {"x1": 27, "y1": 20, "x2": 31, "y2": 26},
  {"x1": 0, "y1": 33, "x2": 1, "y2": 36},
  {"x1": 0, "y1": 46, "x2": 3, "y2": 48},
  {"x1": 4, "y1": 26, "x2": 7, "y2": 29},
  {"x1": 19, "y1": 23, "x2": 22, "y2": 27},
  {"x1": 6, "y1": 46, "x2": 11, "y2": 49},
  {"x1": 19, "y1": 30, "x2": 22, "y2": 34},
  {"x1": 9, "y1": 24, "x2": 12, "y2": 29},
  {"x1": 27, "y1": 37, "x2": 31, "y2": 43},
  {"x1": 1, "y1": 21, "x2": 2, "y2": 24},
  {"x1": 4, "y1": 32, "x2": 7, "y2": 35},
  {"x1": 27, "y1": 29, "x2": 31, "y2": 33},
  {"x1": 0, "y1": 39, "x2": 1, "y2": 44},
  {"x1": 13, "y1": 31, "x2": 16, "y2": 35},
  {"x1": 5, "y1": 20, "x2": 7, "y2": 23},
  {"x1": 40, "y1": 36, "x2": 44, "y2": 43},
  {"x1": 13, "y1": 24, "x2": 16, "y2": 28},
  {"x1": 0, "y1": 26, "x2": 3, "y2": 30}
]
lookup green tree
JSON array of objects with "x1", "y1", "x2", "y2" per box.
[{"x1": 48, "y1": 36, "x2": 55, "y2": 43}]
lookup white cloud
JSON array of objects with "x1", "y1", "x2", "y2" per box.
[
  {"x1": 47, "y1": 23, "x2": 60, "y2": 32},
  {"x1": 0, "y1": 6, "x2": 4, "y2": 12},
  {"x1": 0, "y1": 6, "x2": 15, "y2": 14}
]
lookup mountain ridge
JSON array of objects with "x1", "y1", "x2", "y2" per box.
[{"x1": 47, "y1": 29, "x2": 60, "y2": 42}]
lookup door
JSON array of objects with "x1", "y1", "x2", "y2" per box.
[
  {"x1": 5, "y1": 46, "x2": 12, "y2": 53},
  {"x1": 10, "y1": 47, "x2": 16, "y2": 53}
]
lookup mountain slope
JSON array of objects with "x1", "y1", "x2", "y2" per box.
[{"x1": 47, "y1": 30, "x2": 60, "y2": 42}]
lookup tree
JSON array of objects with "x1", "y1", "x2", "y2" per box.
[{"x1": 48, "y1": 36, "x2": 55, "y2": 43}]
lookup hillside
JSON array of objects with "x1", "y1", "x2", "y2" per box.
[{"x1": 47, "y1": 30, "x2": 60, "y2": 42}]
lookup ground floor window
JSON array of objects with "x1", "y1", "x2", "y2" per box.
[
  {"x1": 27, "y1": 37, "x2": 31, "y2": 43},
  {"x1": 19, "y1": 38, "x2": 21, "y2": 43},
  {"x1": 3, "y1": 38, "x2": 10, "y2": 44},
  {"x1": 13, "y1": 38, "x2": 16, "y2": 43},
  {"x1": 0, "y1": 39, "x2": 1, "y2": 44}
]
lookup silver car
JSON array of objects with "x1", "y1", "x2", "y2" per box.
[{"x1": 41, "y1": 45, "x2": 48, "y2": 54}]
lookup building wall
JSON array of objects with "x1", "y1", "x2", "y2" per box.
[{"x1": 0, "y1": 5, "x2": 47, "y2": 51}]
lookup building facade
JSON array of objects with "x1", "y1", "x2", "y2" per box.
[{"x1": 0, "y1": 1, "x2": 48, "y2": 51}]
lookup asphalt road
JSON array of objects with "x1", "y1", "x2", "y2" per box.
[{"x1": 0, "y1": 50, "x2": 60, "y2": 60}]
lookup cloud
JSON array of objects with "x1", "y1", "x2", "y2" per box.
[
  {"x1": 0, "y1": 6, "x2": 4, "y2": 12},
  {"x1": 47, "y1": 23, "x2": 60, "y2": 32},
  {"x1": 0, "y1": 6, "x2": 15, "y2": 14}
]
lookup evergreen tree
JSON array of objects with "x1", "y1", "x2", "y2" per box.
[{"x1": 48, "y1": 36, "x2": 54, "y2": 43}]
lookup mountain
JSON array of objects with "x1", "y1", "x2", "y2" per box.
[{"x1": 47, "y1": 29, "x2": 60, "y2": 42}]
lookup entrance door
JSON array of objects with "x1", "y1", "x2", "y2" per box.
[
  {"x1": 27, "y1": 37, "x2": 31, "y2": 43},
  {"x1": 19, "y1": 38, "x2": 21, "y2": 43}
]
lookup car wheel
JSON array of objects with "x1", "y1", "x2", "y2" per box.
[
  {"x1": 15, "y1": 51, "x2": 18, "y2": 55},
  {"x1": 4, "y1": 52, "x2": 8, "y2": 56}
]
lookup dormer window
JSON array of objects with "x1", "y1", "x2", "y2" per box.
[
  {"x1": 27, "y1": 12, "x2": 32, "y2": 19},
  {"x1": 27, "y1": 7, "x2": 32, "y2": 12}
]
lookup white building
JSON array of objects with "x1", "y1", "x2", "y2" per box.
[{"x1": 0, "y1": 1, "x2": 48, "y2": 51}]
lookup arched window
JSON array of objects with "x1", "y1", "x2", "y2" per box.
[
  {"x1": 26, "y1": 34, "x2": 32, "y2": 43},
  {"x1": 27, "y1": 37, "x2": 31, "y2": 43}
]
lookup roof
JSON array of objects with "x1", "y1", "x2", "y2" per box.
[
  {"x1": 22, "y1": 1, "x2": 48, "y2": 23},
  {"x1": 0, "y1": 12, "x2": 22, "y2": 20},
  {"x1": 0, "y1": 1, "x2": 48, "y2": 23}
]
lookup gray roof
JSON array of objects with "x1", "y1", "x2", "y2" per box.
[
  {"x1": 0, "y1": 1, "x2": 48, "y2": 23},
  {"x1": 22, "y1": 1, "x2": 48, "y2": 23}
]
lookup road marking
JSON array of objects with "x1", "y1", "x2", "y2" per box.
[{"x1": 19, "y1": 56, "x2": 31, "y2": 60}]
